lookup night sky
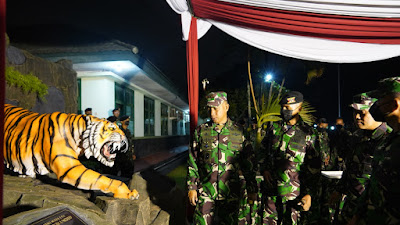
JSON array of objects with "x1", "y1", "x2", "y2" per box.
[{"x1": 6, "y1": 0, "x2": 400, "y2": 126}]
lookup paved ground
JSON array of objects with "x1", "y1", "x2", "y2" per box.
[{"x1": 134, "y1": 145, "x2": 188, "y2": 173}]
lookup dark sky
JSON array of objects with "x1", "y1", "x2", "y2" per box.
[{"x1": 6, "y1": 0, "x2": 400, "y2": 125}]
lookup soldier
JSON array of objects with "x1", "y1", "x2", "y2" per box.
[
  {"x1": 351, "y1": 77, "x2": 400, "y2": 225},
  {"x1": 329, "y1": 118, "x2": 352, "y2": 171},
  {"x1": 260, "y1": 91, "x2": 320, "y2": 225},
  {"x1": 187, "y1": 91, "x2": 257, "y2": 225},
  {"x1": 329, "y1": 93, "x2": 391, "y2": 225},
  {"x1": 312, "y1": 117, "x2": 335, "y2": 224},
  {"x1": 84, "y1": 107, "x2": 92, "y2": 116},
  {"x1": 116, "y1": 115, "x2": 136, "y2": 177},
  {"x1": 315, "y1": 118, "x2": 335, "y2": 171}
]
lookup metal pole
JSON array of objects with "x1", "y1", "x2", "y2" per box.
[
  {"x1": 248, "y1": 81, "x2": 251, "y2": 121},
  {"x1": 338, "y1": 64, "x2": 341, "y2": 118}
]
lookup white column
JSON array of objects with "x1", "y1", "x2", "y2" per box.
[
  {"x1": 81, "y1": 77, "x2": 115, "y2": 119},
  {"x1": 154, "y1": 100, "x2": 161, "y2": 136},
  {"x1": 168, "y1": 106, "x2": 172, "y2": 135},
  {"x1": 134, "y1": 91, "x2": 144, "y2": 137}
]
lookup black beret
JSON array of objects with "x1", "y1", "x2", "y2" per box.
[
  {"x1": 120, "y1": 115, "x2": 130, "y2": 121},
  {"x1": 280, "y1": 91, "x2": 303, "y2": 105},
  {"x1": 85, "y1": 108, "x2": 92, "y2": 111},
  {"x1": 107, "y1": 116, "x2": 118, "y2": 123},
  {"x1": 318, "y1": 118, "x2": 328, "y2": 124}
]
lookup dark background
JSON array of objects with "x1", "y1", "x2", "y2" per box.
[{"x1": 6, "y1": 0, "x2": 400, "y2": 126}]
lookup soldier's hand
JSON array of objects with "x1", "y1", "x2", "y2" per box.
[
  {"x1": 301, "y1": 194, "x2": 312, "y2": 211},
  {"x1": 324, "y1": 155, "x2": 330, "y2": 166},
  {"x1": 188, "y1": 190, "x2": 198, "y2": 206},
  {"x1": 263, "y1": 171, "x2": 273, "y2": 187},
  {"x1": 132, "y1": 154, "x2": 136, "y2": 160},
  {"x1": 248, "y1": 192, "x2": 257, "y2": 205}
]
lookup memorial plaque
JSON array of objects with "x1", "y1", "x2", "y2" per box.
[{"x1": 29, "y1": 208, "x2": 88, "y2": 225}]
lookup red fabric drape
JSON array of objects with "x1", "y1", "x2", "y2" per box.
[
  {"x1": 1, "y1": 0, "x2": 6, "y2": 221},
  {"x1": 190, "y1": 0, "x2": 400, "y2": 44},
  {"x1": 186, "y1": 16, "x2": 198, "y2": 222},
  {"x1": 186, "y1": 17, "x2": 199, "y2": 135}
]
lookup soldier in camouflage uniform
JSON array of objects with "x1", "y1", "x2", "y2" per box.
[
  {"x1": 187, "y1": 91, "x2": 257, "y2": 225},
  {"x1": 328, "y1": 93, "x2": 391, "y2": 225},
  {"x1": 351, "y1": 77, "x2": 400, "y2": 225},
  {"x1": 315, "y1": 118, "x2": 336, "y2": 171},
  {"x1": 307, "y1": 117, "x2": 334, "y2": 224},
  {"x1": 260, "y1": 91, "x2": 320, "y2": 225},
  {"x1": 238, "y1": 118, "x2": 266, "y2": 225}
]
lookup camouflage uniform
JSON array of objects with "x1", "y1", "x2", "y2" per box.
[
  {"x1": 355, "y1": 77, "x2": 400, "y2": 224},
  {"x1": 314, "y1": 128, "x2": 335, "y2": 171},
  {"x1": 333, "y1": 122, "x2": 391, "y2": 224},
  {"x1": 307, "y1": 126, "x2": 333, "y2": 225},
  {"x1": 238, "y1": 176, "x2": 265, "y2": 225},
  {"x1": 187, "y1": 92, "x2": 257, "y2": 225},
  {"x1": 238, "y1": 125, "x2": 266, "y2": 225},
  {"x1": 330, "y1": 93, "x2": 391, "y2": 224},
  {"x1": 260, "y1": 120, "x2": 320, "y2": 225}
]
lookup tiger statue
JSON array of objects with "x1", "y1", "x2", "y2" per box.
[{"x1": 3, "y1": 104, "x2": 139, "y2": 199}]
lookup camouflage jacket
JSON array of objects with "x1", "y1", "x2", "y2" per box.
[
  {"x1": 187, "y1": 118, "x2": 257, "y2": 200},
  {"x1": 358, "y1": 130, "x2": 400, "y2": 224},
  {"x1": 314, "y1": 128, "x2": 336, "y2": 170},
  {"x1": 337, "y1": 123, "x2": 391, "y2": 198},
  {"x1": 260, "y1": 120, "x2": 320, "y2": 202}
]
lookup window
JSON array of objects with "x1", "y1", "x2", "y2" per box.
[
  {"x1": 115, "y1": 83, "x2": 134, "y2": 135},
  {"x1": 161, "y1": 103, "x2": 168, "y2": 136},
  {"x1": 177, "y1": 110, "x2": 183, "y2": 135},
  {"x1": 170, "y1": 107, "x2": 178, "y2": 135},
  {"x1": 144, "y1": 96, "x2": 155, "y2": 136}
]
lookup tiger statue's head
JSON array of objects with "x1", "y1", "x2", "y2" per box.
[{"x1": 80, "y1": 115, "x2": 128, "y2": 167}]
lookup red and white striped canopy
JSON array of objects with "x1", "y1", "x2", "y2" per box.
[{"x1": 167, "y1": 0, "x2": 400, "y2": 63}]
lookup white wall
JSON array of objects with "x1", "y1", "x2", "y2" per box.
[
  {"x1": 154, "y1": 100, "x2": 161, "y2": 136},
  {"x1": 81, "y1": 77, "x2": 115, "y2": 119},
  {"x1": 134, "y1": 91, "x2": 144, "y2": 137}
]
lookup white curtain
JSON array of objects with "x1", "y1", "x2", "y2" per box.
[{"x1": 166, "y1": 0, "x2": 400, "y2": 63}]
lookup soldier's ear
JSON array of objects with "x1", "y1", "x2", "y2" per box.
[
  {"x1": 225, "y1": 102, "x2": 230, "y2": 111},
  {"x1": 392, "y1": 98, "x2": 400, "y2": 113}
]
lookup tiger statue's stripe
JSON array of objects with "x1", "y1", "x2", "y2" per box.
[{"x1": 3, "y1": 104, "x2": 139, "y2": 199}]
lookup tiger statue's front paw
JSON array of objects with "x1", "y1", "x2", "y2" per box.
[
  {"x1": 113, "y1": 185, "x2": 139, "y2": 199},
  {"x1": 129, "y1": 189, "x2": 139, "y2": 200}
]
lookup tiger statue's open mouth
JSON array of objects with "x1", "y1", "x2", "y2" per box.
[
  {"x1": 101, "y1": 140, "x2": 128, "y2": 161},
  {"x1": 81, "y1": 118, "x2": 129, "y2": 167}
]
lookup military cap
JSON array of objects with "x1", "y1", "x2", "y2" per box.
[
  {"x1": 120, "y1": 115, "x2": 130, "y2": 121},
  {"x1": 207, "y1": 91, "x2": 228, "y2": 107},
  {"x1": 368, "y1": 77, "x2": 400, "y2": 98},
  {"x1": 280, "y1": 91, "x2": 303, "y2": 105},
  {"x1": 85, "y1": 108, "x2": 92, "y2": 112},
  {"x1": 350, "y1": 92, "x2": 377, "y2": 111}
]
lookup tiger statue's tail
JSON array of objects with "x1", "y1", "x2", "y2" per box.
[{"x1": 3, "y1": 104, "x2": 139, "y2": 199}]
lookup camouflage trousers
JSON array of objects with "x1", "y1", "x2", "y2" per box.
[
  {"x1": 238, "y1": 177, "x2": 265, "y2": 225},
  {"x1": 193, "y1": 191, "x2": 240, "y2": 225},
  {"x1": 320, "y1": 177, "x2": 342, "y2": 224},
  {"x1": 263, "y1": 196, "x2": 301, "y2": 225}
]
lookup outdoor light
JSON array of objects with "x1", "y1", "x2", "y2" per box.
[
  {"x1": 313, "y1": 124, "x2": 317, "y2": 128},
  {"x1": 330, "y1": 125, "x2": 335, "y2": 130},
  {"x1": 265, "y1": 73, "x2": 273, "y2": 82}
]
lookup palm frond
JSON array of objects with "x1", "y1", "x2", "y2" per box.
[{"x1": 299, "y1": 101, "x2": 317, "y2": 125}]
